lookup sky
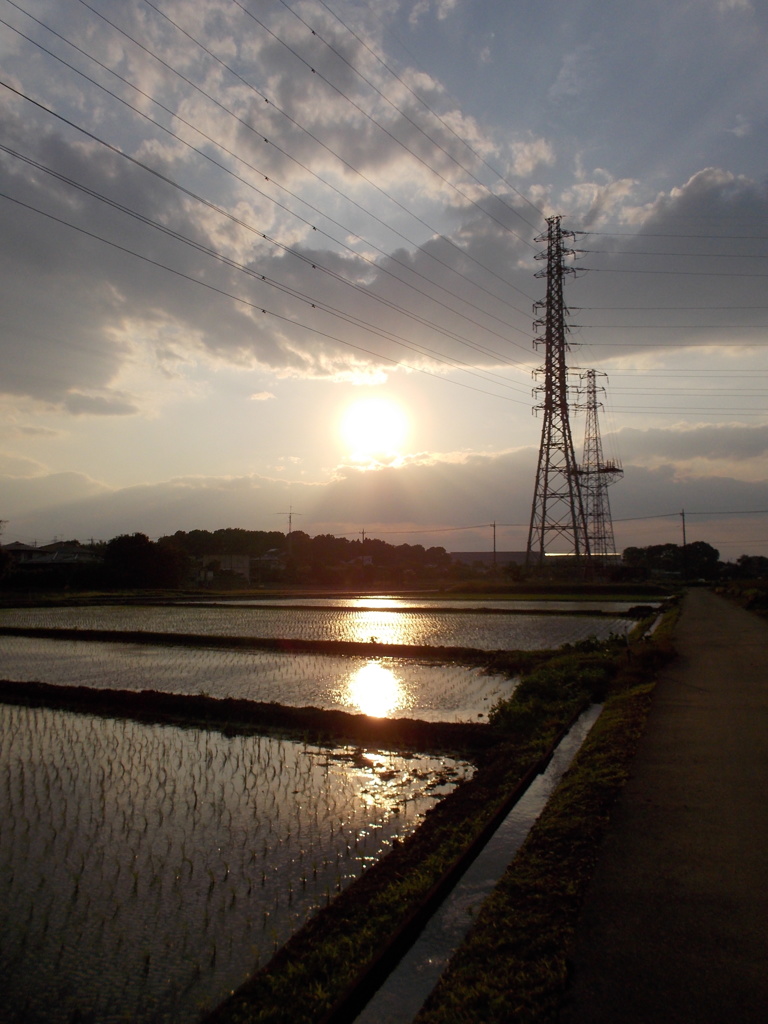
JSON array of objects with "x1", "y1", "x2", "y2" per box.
[{"x1": 1, "y1": 0, "x2": 768, "y2": 559}]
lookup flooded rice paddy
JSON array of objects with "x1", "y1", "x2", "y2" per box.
[
  {"x1": 0, "y1": 637, "x2": 510, "y2": 721},
  {"x1": 0, "y1": 702, "x2": 472, "y2": 1023},
  {"x1": 185, "y1": 596, "x2": 653, "y2": 612},
  {"x1": 0, "y1": 598, "x2": 632, "y2": 1021},
  {"x1": 0, "y1": 601, "x2": 630, "y2": 651}
]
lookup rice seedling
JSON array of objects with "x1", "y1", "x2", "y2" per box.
[{"x1": 0, "y1": 697, "x2": 473, "y2": 1023}]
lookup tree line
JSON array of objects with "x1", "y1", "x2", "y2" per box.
[
  {"x1": 0, "y1": 529, "x2": 454, "y2": 590},
  {"x1": 2, "y1": 528, "x2": 768, "y2": 590}
]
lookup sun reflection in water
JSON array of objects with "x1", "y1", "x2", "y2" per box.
[
  {"x1": 347, "y1": 661, "x2": 404, "y2": 718},
  {"x1": 347, "y1": 610, "x2": 415, "y2": 645}
]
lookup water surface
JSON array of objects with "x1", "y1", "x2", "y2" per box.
[
  {"x1": 0, "y1": 637, "x2": 512, "y2": 721},
  {"x1": 0, "y1": 703, "x2": 471, "y2": 1023},
  {"x1": 0, "y1": 603, "x2": 630, "y2": 651}
]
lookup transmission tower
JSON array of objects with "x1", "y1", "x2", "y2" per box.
[
  {"x1": 525, "y1": 216, "x2": 589, "y2": 570},
  {"x1": 576, "y1": 369, "x2": 623, "y2": 561}
]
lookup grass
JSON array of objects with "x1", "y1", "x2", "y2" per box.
[
  {"x1": 715, "y1": 578, "x2": 768, "y2": 618},
  {"x1": 201, "y1": 625, "x2": 664, "y2": 1024},
  {"x1": 411, "y1": 608, "x2": 679, "y2": 1024},
  {"x1": 203, "y1": 729, "x2": 574, "y2": 1023}
]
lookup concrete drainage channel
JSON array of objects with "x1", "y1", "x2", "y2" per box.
[{"x1": 324, "y1": 704, "x2": 603, "y2": 1024}]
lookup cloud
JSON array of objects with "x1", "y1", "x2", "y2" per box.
[
  {"x1": 62, "y1": 393, "x2": 140, "y2": 416},
  {"x1": 617, "y1": 423, "x2": 768, "y2": 463},
  {"x1": 408, "y1": 1, "x2": 459, "y2": 28},
  {"x1": 1, "y1": 0, "x2": 767, "y2": 563},
  {"x1": 549, "y1": 44, "x2": 598, "y2": 103},
  {"x1": 565, "y1": 177, "x2": 639, "y2": 228},
  {"x1": 0, "y1": 0, "x2": 534, "y2": 405},
  {"x1": 0, "y1": 471, "x2": 110, "y2": 520},
  {"x1": 568, "y1": 167, "x2": 768, "y2": 357},
  {"x1": 0, "y1": 452, "x2": 47, "y2": 477},
  {"x1": 3, "y1": 441, "x2": 767, "y2": 557},
  {"x1": 607, "y1": 423, "x2": 768, "y2": 486},
  {"x1": 15, "y1": 426, "x2": 60, "y2": 438},
  {"x1": 727, "y1": 114, "x2": 751, "y2": 137},
  {"x1": 2, "y1": 450, "x2": 538, "y2": 545},
  {"x1": 508, "y1": 136, "x2": 555, "y2": 179},
  {"x1": 435, "y1": 0, "x2": 460, "y2": 20},
  {"x1": 6, "y1": 0, "x2": 759, "y2": 413}
]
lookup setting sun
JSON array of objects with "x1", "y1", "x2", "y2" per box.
[{"x1": 340, "y1": 396, "x2": 409, "y2": 463}]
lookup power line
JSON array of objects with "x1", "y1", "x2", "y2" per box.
[
  {"x1": 4, "y1": 0, "x2": 766, "y2": 441},
  {"x1": 615, "y1": 509, "x2": 768, "y2": 522},
  {"x1": 270, "y1": 0, "x2": 541, "y2": 245},
  {"x1": 584, "y1": 231, "x2": 768, "y2": 241},
  {"x1": 577, "y1": 306, "x2": 768, "y2": 311},
  {"x1": 328, "y1": 508, "x2": 768, "y2": 541},
  {"x1": 0, "y1": 190, "x2": 532, "y2": 406},
  {"x1": 310, "y1": 0, "x2": 545, "y2": 226},
  {"x1": 70, "y1": 0, "x2": 537, "y2": 305},
  {"x1": 582, "y1": 249, "x2": 767, "y2": 259},
  {"x1": 227, "y1": 0, "x2": 536, "y2": 252},
  {"x1": 579, "y1": 324, "x2": 767, "y2": 330},
  {"x1": 583, "y1": 266, "x2": 768, "y2": 278},
  {"x1": 0, "y1": 14, "x2": 539, "y2": 372},
  {"x1": 2, "y1": 141, "x2": 538, "y2": 395},
  {"x1": 3, "y1": 2, "x2": 537, "y2": 341},
  {"x1": 0, "y1": 83, "x2": 539, "y2": 391}
]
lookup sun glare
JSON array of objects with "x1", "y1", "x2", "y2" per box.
[
  {"x1": 347, "y1": 661, "x2": 403, "y2": 718},
  {"x1": 340, "y1": 397, "x2": 409, "y2": 463}
]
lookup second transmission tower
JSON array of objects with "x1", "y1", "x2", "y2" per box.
[
  {"x1": 576, "y1": 369, "x2": 623, "y2": 562},
  {"x1": 526, "y1": 216, "x2": 589, "y2": 570}
]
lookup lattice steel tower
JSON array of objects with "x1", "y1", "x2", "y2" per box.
[
  {"x1": 525, "y1": 216, "x2": 589, "y2": 569},
  {"x1": 576, "y1": 369, "x2": 623, "y2": 560}
]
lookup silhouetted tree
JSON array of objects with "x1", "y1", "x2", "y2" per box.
[
  {"x1": 622, "y1": 541, "x2": 720, "y2": 580},
  {"x1": 105, "y1": 533, "x2": 188, "y2": 588},
  {"x1": 0, "y1": 520, "x2": 9, "y2": 579},
  {"x1": 734, "y1": 554, "x2": 768, "y2": 578}
]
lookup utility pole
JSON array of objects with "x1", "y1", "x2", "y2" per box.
[
  {"x1": 575, "y1": 369, "x2": 623, "y2": 564},
  {"x1": 526, "y1": 216, "x2": 589, "y2": 571}
]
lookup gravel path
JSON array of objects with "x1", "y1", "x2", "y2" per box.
[{"x1": 560, "y1": 587, "x2": 768, "y2": 1023}]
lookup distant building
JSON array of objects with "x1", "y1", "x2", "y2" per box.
[
  {"x1": 199, "y1": 553, "x2": 252, "y2": 584},
  {"x1": 450, "y1": 550, "x2": 528, "y2": 569},
  {"x1": 3, "y1": 541, "x2": 38, "y2": 565},
  {"x1": 4, "y1": 541, "x2": 101, "y2": 568}
]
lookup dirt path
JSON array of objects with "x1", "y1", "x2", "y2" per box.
[{"x1": 559, "y1": 588, "x2": 768, "y2": 1023}]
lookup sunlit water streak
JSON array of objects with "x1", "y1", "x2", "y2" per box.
[
  {"x1": 0, "y1": 703, "x2": 472, "y2": 1024},
  {"x1": 0, "y1": 604, "x2": 631, "y2": 650},
  {"x1": 185, "y1": 597, "x2": 658, "y2": 613},
  {"x1": 0, "y1": 639, "x2": 511, "y2": 721}
]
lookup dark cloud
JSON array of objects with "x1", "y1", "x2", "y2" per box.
[
  {"x1": 616, "y1": 423, "x2": 768, "y2": 462},
  {"x1": 575, "y1": 169, "x2": 768, "y2": 359},
  {"x1": 3, "y1": 442, "x2": 768, "y2": 555}
]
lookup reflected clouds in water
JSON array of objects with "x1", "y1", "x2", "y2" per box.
[{"x1": 346, "y1": 661, "x2": 407, "y2": 718}]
